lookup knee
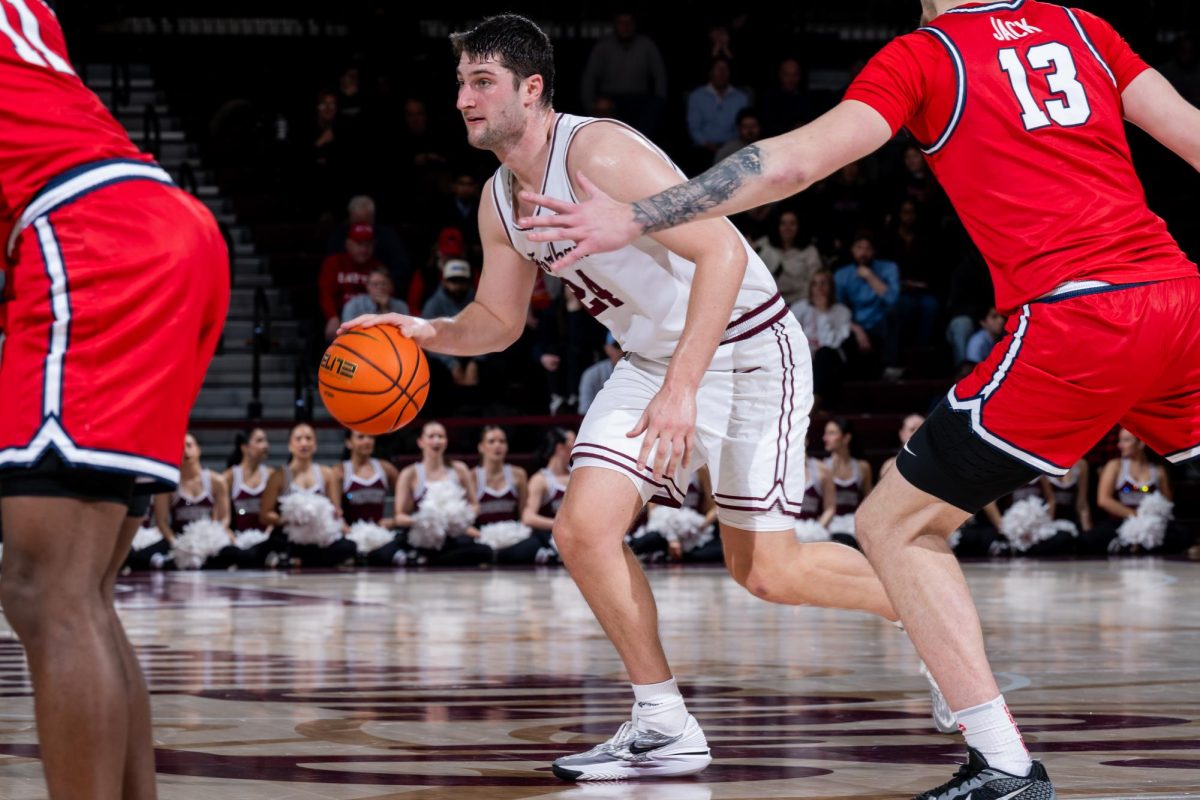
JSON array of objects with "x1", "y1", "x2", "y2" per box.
[
  {"x1": 0, "y1": 562, "x2": 103, "y2": 642},
  {"x1": 854, "y1": 505, "x2": 888, "y2": 557},
  {"x1": 551, "y1": 512, "x2": 605, "y2": 562},
  {"x1": 731, "y1": 560, "x2": 796, "y2": 603}
]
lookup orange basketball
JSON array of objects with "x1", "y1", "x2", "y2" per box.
[{"x1": 318, "y1": 326, "x2": 430, "y2": 435}]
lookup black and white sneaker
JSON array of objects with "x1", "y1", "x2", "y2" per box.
[
  {"x1": 913, "y1": 748, "x2": 1055, "y2": 800},
  {"x1": 552, "y1": 716, "x2": 711, "y2": 781}
]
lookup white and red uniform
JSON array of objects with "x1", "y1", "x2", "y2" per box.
[
  {"x1": 169, "y1": 470, "x2": 216, "y2": 534},
  {"x1": 536, "y1": 468, "x2": 568, "y2": 519},
  {"x1": 0, "y1": 0, "x2": 228, "y2": 491},
  {"x1": 493, "y1": 113, "x2": 812, "y2": 530},
  {"x1": 475, "y1": 465, "x2": 520, "y2": 525},
  {"x1": 230, "y1": 465, "x2": 268, "y2": 531},
  {"x1": 846, "y1": 0, "x2": 1200, "y2": 473},
  {"x1": 342, "y1": 458, "x2": 389, "y2": 524}
]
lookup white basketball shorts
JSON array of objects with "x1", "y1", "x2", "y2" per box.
[{"x1": 572, "y1": 312, "x2": 813, "y2": 531}]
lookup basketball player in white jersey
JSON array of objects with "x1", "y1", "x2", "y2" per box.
[{"x1": 342, "y1": 14, "x2": 947, "y2": 781}]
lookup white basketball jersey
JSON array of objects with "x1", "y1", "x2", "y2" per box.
[{"x1": 491, "y1": 113, "x2": 783, "y2": 361}]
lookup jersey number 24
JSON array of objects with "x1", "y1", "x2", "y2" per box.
[{"x1": 998, "y1": 43, "x2": 1090, "y2": 130}]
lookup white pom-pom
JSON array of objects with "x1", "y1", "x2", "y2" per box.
[
  {"x1": 1118, "y1": 493, "x2": 1174, "y2": 550},
  {"x1": 172, "y1": 519, "x2": 232, "y2": 570},
  {"x1": 131, "y1": 526, "x2": 164, "y2": 551},
  {"x1": 477, "y1": 521, "x2": 533, "y2": 550},
  {"x1": 648, "y1": 505, "x2": 711, "y2": 552},
  {"x1": 794, "y1": 518, "x2": 830, "y2": 543},
  {"x1": 1000, "y1": 497, "x2": 1075, "y2": 552},
  {"x1": 828, "y1": 514, "x2": 856, "y2": 536},
  {"x1": 409, "y1": 481, "x2": 475, "y2": 550},
  {"x1": 280, "y1": 493, "x2": 342, "y2": 546},
  {"x1": 235, "y1": 528, "x2": 270, "y2": 549},
  {"x1": 946, "y1": 528, "x2": 963, "y2": 551},
  {"x1": 347, "y1": 521, "x2": 395, "y2": 554}
]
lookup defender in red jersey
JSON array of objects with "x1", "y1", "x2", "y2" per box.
[
  {"x1": 0, "y1": 2, "x2": 228, "y2": 798},
  {"x1": 518, "y1": 1, "x2": 1200, "y2": 796}
]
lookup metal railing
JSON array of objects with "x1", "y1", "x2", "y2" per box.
[
  {"x1": 247, "y1": 287, "x2": 271, "y2": 420},
  {"x1": 109, "y1": 62, "x2": 131, "y2": 110},
  {"x1": 141, "y1": 102, "x2": 162, "y2": 160}
]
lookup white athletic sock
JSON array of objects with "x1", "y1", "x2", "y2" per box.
[
  {"x1": 955, "y1": 695, "x2": 1032, "y2": 776},
  {"x1": 631, "y1": 678, "x2": 689, "y2": 735}
]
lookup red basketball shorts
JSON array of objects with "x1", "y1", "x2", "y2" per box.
[
  {"x1": 0, "y1": 159, "x2": 230, "y2": 491},
  {"x1": 949, "y1": 276, "x2": 1200, "y2": 475}
]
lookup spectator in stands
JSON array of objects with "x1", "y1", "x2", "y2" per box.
[
  {"x1": 755, "y1": 207, "x2": 823, "y2": 305},
  {"x1": 310, "y1": 90, "x2": 345, "y2": 213},
  {"x1": 760, "y1": 57, "x2": 811, "y2": 136},
  {"x1": 884, "y1": 199, "x2": 941, "y2": 349},
  {"x1": 336, "y1": 67, "x2": 366, "y2": 122},
  {"x1": 579, "y1": 333, "x2": 623, "y2": 415},
  {"x1": 319, "y1": 223, "x2": 381, "y2": 340},
  {"x1": 790, "y1": 269, "x2": 852, "y2": 410},
  {"x1": 396, "y1": 97, "x2": 449, "y2": 173},
  {"x1": 325, "y1": 195, "x2": 410, "y2": 288},
  {"x1": 439, "y1": 172, "x2": 482, "y2": 253},
  {"x1": 966, "y1": 307, "x2": 1006, "y2": 365},
  {"x1": 834, "y1": 234, "x2": 900, "y2": 372},
  {"x1": 714, "y1": 107, "x2": 762, "y2": 163},
  {"x1": 686, "y1": 57, "x2": 749, "y2": 167},
  {"x1": 812, "y1": 161, "x2": 878, "y2": 258},
  {"x1": 313, "y1": 90, "x2": 339, "y2": 169},
  {"x1": 879, "y1": 413, "x2": 926, "y2": 480},
  {"x1": 342, "y1": 267, "x2": 409, "y2": 322},
  {"x1": 580, "y1": 11, "x2": 668, "y2": 137},
  {"x1": 944, "y1": 242, "x2": 994, "y2": 372},
  {"x1": 893, "y1": 144, "x2": 945, "y2": 216},
  {"x1": 423, "y1": 259, "x2": 483, "y2": 387}
]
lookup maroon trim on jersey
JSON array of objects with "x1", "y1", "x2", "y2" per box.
[
  {"x1": 570, "y1": 449, "x2": 683, "y2": 502},
  {"x1": 571, "y1": 441, "x2": 687, "y2": 501},
  {"x1": 513, "y1": 114, "x2": 566, "y2": 232},
  {"x1": 710, "y1": 321, "x2": 805, "y2": 514},
  {"x1": 722, "y1": 296, "x2": 789, "y2": 345},
  {"x1": 490, "y1": 177, "x2": 518, "y2": 250}
]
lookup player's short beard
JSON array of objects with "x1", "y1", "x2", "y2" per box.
[{"x1": 470, "y1": 103, "x2": 526, "y2": 151}]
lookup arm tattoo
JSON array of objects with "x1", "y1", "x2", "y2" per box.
[{"x1": 632, "y1": 145, "x2": 766, "y2": 234}]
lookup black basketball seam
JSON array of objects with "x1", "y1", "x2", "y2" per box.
[
  {"x1": 343, "y1": 370, "x2": 429, "y2": 427},
  {"x1": 390, "y1": 374, "x2": 431, "y2": 430}
]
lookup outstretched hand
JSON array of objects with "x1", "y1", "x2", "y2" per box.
[
  {"x1": 517, "y1": 172, "x2": 644, "y2": 272},
  {"x1": 337, "y1": 313, "x2": 435, "y2": 343}
]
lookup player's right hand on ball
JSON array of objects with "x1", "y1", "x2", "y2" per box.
[{"x1": 338, "y1": 313, "x2": 434, "y2": 342}]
